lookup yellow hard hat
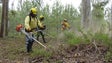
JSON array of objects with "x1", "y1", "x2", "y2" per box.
[
  {"x1": 39, "y1": 15, "x2": 44, "y2": 20},
  {"x1": 40, "y1": 15, "x2": 44, "y2": 19},
  {"x1": 30, "y1": 8, "x2": 37, "y2": 14},
  {"x1": 64, "y1": 19, "x2": 67, "y2": 21}
]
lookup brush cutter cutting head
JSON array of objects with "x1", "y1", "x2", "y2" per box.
[{"x1": 16, "y1": 24, "x2": 23, "y2": 32}]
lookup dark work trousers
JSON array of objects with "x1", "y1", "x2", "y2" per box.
[
  {"x1": 37, "y1": 31, "x2": 46, "y2": 43},
  {"x1": 26, "y1": 34, "x2": 34, "y2": 53}
]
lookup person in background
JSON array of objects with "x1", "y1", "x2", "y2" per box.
[
  {"x1": 36, "y1": 15, "x2": 46, "y2": 43},
  {"x1": 61, "y1": 19, "x2": 70, "y2": 31}
]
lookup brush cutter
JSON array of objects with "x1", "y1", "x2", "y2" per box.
[{"x1": 16, "y1": 24, "x2": 47, "y2": 49}]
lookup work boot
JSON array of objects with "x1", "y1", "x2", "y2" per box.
[{"x1": 26, "y1": 41, "x2": 33, "y2": 53}]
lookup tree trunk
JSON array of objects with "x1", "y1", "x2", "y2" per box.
[
  {"x1": 0, "y1": 0, "x2": 2, "y2": 3},
  {"x1": 111, "y1": 2, "x2": 112, "y2": 38},
  {"x1": 5, "y1": 0, "x2": 8, "y2": 36},
  {"x1": 0, "y1": 0, "x2": 5, "y2": 37},
  {"x1": 0, "y1": 0, "x2": 8, "y2": 37},
  {"x1": 81, "y1": 0, "x2": 91, "y2": 30}
]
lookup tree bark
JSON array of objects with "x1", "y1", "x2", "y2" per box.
[
  {"x1": 5, "y1": 0, "x2": 8, "y2": 36},
  {"x1": 81, "y1": 0, "x2": 91, "y2": 30},
  {"x1": 0, "y1": 0, "x2": 5, "y2": 37},
  {"x1": 0, "y1": 0, "x2": 8, "y2": 37}
]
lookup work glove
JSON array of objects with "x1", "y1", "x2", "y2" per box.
[
  {"x1": 39, "y1": 25, "x2": 46, "y2": 30},
  {"x1": 25, "y1": 28, "x2": 32, "y2": 32}
]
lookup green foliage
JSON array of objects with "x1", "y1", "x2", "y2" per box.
[
  {"x1": 7, "y1": 0, "x2": 80, "y2": 37},
  {"x1": 78, "y1": 28, "x2": 93, "y2": 43},
  {"x1": 105, "y1": 51, "x2": 112, "y2": 62},
  {"x1": 78, "y1": 28, "x2": 112, "y2": 46},
  {"x1": 77, "y1": 28, "x2": 112, "y2": 61},
  {"x1": 63, "y1": 31, "x2": 75, "y2": 40},
  {"x1": 68, "y1": 37, "x2": 82, "y2": 46},
  {"x1": 92, "y1": 8, "x2": 104, "y2": 18},
  {"x1": 63, "y1": 31, "x2": 83, "y2": 46},
  {"x1": 93, "y1": 32, "x2": 111, "y2": 46},
  {"x1": 31, "y1": 49, "x2": 52, "y2": 58},
  {"x1": 92, "y1": 0, "x2": 109, "y2": 19}
]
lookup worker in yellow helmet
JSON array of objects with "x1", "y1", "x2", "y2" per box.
[
  {"x1": 24, "y1": 8, "x2": 46, "y2": 53},
  {"x1": 25, "y1": 8, "x2": 38, "y2": 32},
  {"x1": 61, "y1": 19, "x2": 70, "y2": 31},
  {"x1": 37, "y1": 15, "x2": 46, "y2": 43}
]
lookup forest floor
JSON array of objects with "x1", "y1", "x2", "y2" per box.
[{"x1": 0, "y1": 34, "x2": 112, "y2": 63}]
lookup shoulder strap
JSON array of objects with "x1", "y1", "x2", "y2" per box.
[{"x1": 29, "y1": 15, "x2": 31, "y2": 25}]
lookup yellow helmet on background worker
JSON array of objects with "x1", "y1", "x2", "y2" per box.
[
  {"x1": 39, "y1": 15, "x2": 44, "y2": 20},
  {"x1": 40, "y1": 15, "x2": 44, "y2": 19},
  {"x1": 30, "y1": 8, "x2": 37, "y2": 14},
  {"x1": 64, "y1": 19, "x2": 68, "y2": 22}
]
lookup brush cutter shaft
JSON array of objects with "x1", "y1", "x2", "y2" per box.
[{"x1": 20, "y1": 29, "x2": 46, "y2": 49}]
